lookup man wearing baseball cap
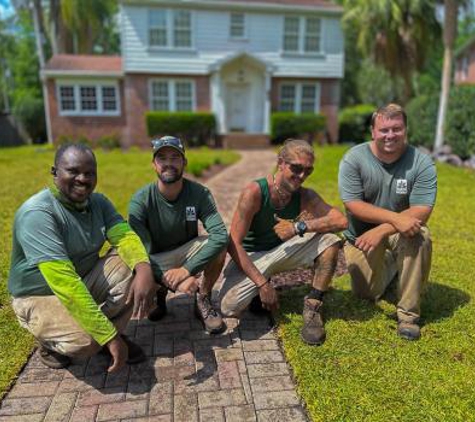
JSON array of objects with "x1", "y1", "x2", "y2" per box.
[{"x1": 128, "y1": 136, "x2": 228, "y2": 334}]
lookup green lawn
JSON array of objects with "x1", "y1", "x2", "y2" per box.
[
  {"x1": 279, "y1": 145, "x2": 475, "y2": 422},
  {"x1": 0, "y1": 145, "x2": 239, "y2": 399}
]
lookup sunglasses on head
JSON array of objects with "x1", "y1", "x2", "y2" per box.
[
  {"x1": 286, "y1": 161, "x2": 314, "y2": 176},
  {"x1": 151, "y1": 137, "x2": 183, "y2": 149}
]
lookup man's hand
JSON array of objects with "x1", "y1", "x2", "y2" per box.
[
  {"x1": 355, "y1": 226, "x2": 387, "y2": 253},
  {"x1": 106, "y1": 335, "x2": 128, "y2": 373},
  {"x1": 176, "y1": 276, "x2": 200, "y2": 295},
  {"x1": 258, "y1": 282, "x2": 279, "y2": 312},
  {"x1": 273, "y1": 216, "x2": 296, "y2": 241},
  {"x1": 391, "y1": 214, "x2": 422, "y2": 237},
  {"x1": 126, "y1": 262, "x2": 156, "y2": 320},
  {"x1": 162, "y1": 267, "x2": 191, "y2": 291}
]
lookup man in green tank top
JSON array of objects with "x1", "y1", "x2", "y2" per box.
[
  {"x1": 129, "y1": 136, "x2": 228, "y2": 334},
  {"x1": 8, "y1": 144, "x2": 157, "y2": 371},
  {"x1": 219, "y1": 139, "x2": 348, "y2": 346},
  {"x1": 338, "y1": 104, "x2": 437, "y2": 340}
]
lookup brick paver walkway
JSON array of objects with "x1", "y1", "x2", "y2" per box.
[{"x1": 0, "y1": 150, "x2": 309, "y2": 422}]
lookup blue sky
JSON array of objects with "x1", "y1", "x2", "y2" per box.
[{"x1": 0, "y1": 0, "x2": 14, "y2": 19}]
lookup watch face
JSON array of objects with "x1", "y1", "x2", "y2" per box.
[{"x1": 297, "y1": 221, "x2": 307, "y2": 233}]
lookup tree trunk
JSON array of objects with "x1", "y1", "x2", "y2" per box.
[{"x1": 435, "y1": 0, "x2": 458, "y2": 149}]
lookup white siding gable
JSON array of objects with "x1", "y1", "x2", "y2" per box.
[{"x1": 121, "y1": 4, "x2": 344, "y2": 78}]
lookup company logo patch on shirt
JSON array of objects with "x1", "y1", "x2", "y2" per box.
[
  {"x1": 186, "y1": 206, "x2": 197, "y2": 221},
  {"x1": 396, "y1": 179, "x2": 408, "y2": 194},
  {"x1": 101, "y1": 226, "x2": 106, "y2": 238}
]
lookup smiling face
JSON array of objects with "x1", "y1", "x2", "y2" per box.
[
  {"x1": 277, "y1": 151, "x2": 314, "y2": 193},
  {"x1": 371, "y1": 114, "x2": 408, "y2": 162},
  {"x1": 152, "y1": 146, "x2": 186, "y2": 184},
  {"x1": 53, "y1": 148, "x2": 97, "y2": 203}
]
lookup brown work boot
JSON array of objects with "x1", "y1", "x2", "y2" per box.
[
  {"x1": 301, "y1": 297, "x2": 326, "y2": 346},
  {"x1": 195, "y1": 292, "x2": 226, "y2": 334},
  {"x1": 148, "y1": 285, "x2": 168, "y2": 322},
  {"x1": 38, "y1": 345, "x2": 71, "y2": 369},
  {"x1": 397, "y1": 321, "x2": 421, "y2": 341}
]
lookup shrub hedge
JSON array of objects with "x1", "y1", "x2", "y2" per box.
[
  {"x1": 406, "y1": 94, "x2": 439, "y2": 149},
  {"x1": 270, "y1": 112, "x2": 326, "y2": 144},
  {"x1": 146, "y1": 112, "x2": 216, "y2": 147},
  {"x1": 446, "y1": 85, "x2": 475, "y2": 159},
  {"x1": 338, "y1": 104, "x2": 375, "y2": 144}
]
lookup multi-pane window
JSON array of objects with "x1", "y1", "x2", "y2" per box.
[
  {"x1": 80, "y1": 86, "x2": 98, "y2": 111},
  {"x1": 58, "y1": 83, "x2": 120, "y2": 115},
  {"x1": 59, "y1": 86, "x2": 75, "y2": 111},
  {"x1": 230, "y1": 13, "x2": 245, "y2": 39},
  {"x1": 279, "y1": 83, "x2": 320, "y2": 113},
  {"x1": 149, "y1": 9, "x2": 192, "y2": 48},
  {"x1": 150, "y1": 80, "x2": 194, "y2": 112},
  {"x1": 283, "y1": 16, "x2": 322, "y2": 54},
  {"x1": 149, "y1": 10, "x2": 168, "y2": 47}
]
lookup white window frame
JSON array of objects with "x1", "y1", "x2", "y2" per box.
[
  {"x1": 278, "y1": 82, "x2": 321, "y2": 114},
  {"x1": 149, "y1": 79, "x2": 196, "y2": 112},
  {"x1": 57, "y1": 81, "x2": 121, "y2": 116},
  {"x1": 148, "y1": 8, "x2": 194, "y2": 50},
  {"x1": 282, "y1": 15, "x2": 323, "y2": 55},
  {"x1": 229, "y1": 12, "x2": 247, "y2": 40}
]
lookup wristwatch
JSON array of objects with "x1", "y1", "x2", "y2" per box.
[{"x1": 294, "y1": 221, "x2": 307, "y2": 237}]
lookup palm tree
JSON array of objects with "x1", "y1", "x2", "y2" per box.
[
  {"x1": 434, "y1": 0, "x2": 459, "y2": 149},
  {"x1": 343, "y1": 0, "x2": 441, "y2": 101}
]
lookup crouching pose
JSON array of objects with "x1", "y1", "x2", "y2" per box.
[
  {"x1": 129, "y1": 136, "x2": 228, "y2": 334},
  {"x1": 8, "y1": 144, "x2": 156, "y2": 371},
  {"x1": 219, "y1": 139, "x2": 348, "y2": 345}
]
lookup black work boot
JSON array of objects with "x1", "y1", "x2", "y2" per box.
[
  {"x1": 195, "y1": 292, "x2": 226, "y2": 334},
  {"x1": 39, "y1": 345, "x2": 71, "y2": 369},
  {"x1": 301, "y1": 296, "x2": 326, "y2": 346},
  {"x1": 148, "y1": 285, "x2": 168, "y2": 322}
]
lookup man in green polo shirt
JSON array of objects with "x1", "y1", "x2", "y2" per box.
[
  {"x1": 338, "y1": 103, "x2": 437, "y2": 340},
  {"x1": 8, "y1": 144, "x2": 156, "y2": 371},
  {"x1": 219, "y1": 139, "x2": 348, "y2": 346},
  {"x1": 128, "y1": 136, "x2": 228, "y2": 334}
]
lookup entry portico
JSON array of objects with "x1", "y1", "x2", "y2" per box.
[{"x1": 210, "y1": 52, "x2": 275, "y2": 135}]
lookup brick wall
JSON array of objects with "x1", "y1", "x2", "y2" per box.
[
  {"x1": 47, "y1": 79, "x2": 127, "y2": 146},
  {"x1": 124, "y1": 74, "x2": 211, "y2": 148},
  {"x1": 47, "y1": 75, "x2": 211, "y2": 149},
  {"x1": 271, "y1": 77, "x2": 341, "y2": 143}
]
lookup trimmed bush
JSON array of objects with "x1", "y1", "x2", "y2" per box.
[
  {"x1": 406, "y1": 94, "x2": 439, "y2": 149},
  {"x1": 446, "y1": 85, "x2": 475, "y2": 159},
  {"x1": 12, "y1": 95, "x2": 46, "y2": 143},
  {"x1": 146, "y1": 112, "x2": 216, "y2": 147},
  {"x1": 338, "y1": 104, "x2": 375, "y2": 144},
  {"x1": 97, "y1": 134, "x2": 121, "y2": 150},
  {"x1": 270, "y1": 112, "x2": 326, "y2": 145}
]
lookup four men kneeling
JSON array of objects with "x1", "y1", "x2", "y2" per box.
[{"x1": 8, "y1": 103, "x2": 437, "y2": 371}]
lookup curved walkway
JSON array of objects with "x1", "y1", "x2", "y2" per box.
[{"x1": 0, "y1": 149, "x2": 309, "y2": 422}]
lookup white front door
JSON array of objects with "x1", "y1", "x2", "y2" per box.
[{"x1": 227, "y1": 84, "x2": 249, "y2": 132}]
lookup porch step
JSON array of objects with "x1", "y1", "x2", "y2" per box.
[{"x1": 221, "y1": 133, "x2": 271, "y2": 149}]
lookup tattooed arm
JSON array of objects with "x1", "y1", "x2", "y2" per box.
[
  {"x1": 300, "y1": 188, "x2": 348, "y2": 234},
  {"x1": 227, "y1": 182, "x2": 279, "y2": 311}
]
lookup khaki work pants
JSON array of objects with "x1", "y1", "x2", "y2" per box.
[
  {"x1": 219, "y1": 233, "x2": 341, "y2": 317},
  {"x1": 344, "y1": 227, "x2": 432, "y2": 323},
  {"x1": 12, "y1": 250, "x2": 133, "y2": 358}
]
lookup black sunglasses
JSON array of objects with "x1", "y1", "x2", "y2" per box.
[{"x1": 286, "y1": 161, "x2": 314, "y2": 176}]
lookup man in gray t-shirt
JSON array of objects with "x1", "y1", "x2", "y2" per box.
[{"x1": 338, "y1": 103, "x2": 437, "y2": 341}]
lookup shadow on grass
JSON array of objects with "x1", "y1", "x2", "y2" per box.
[
  {"x1": 278, "y1": 284, "x2": 383, "y2": 322},
  {"x1": 277, "y1": 280, "x2": 470, "y2": 326},
  {"x1": 421, "y1": 281, "x2": 470, "y2": 324}
]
